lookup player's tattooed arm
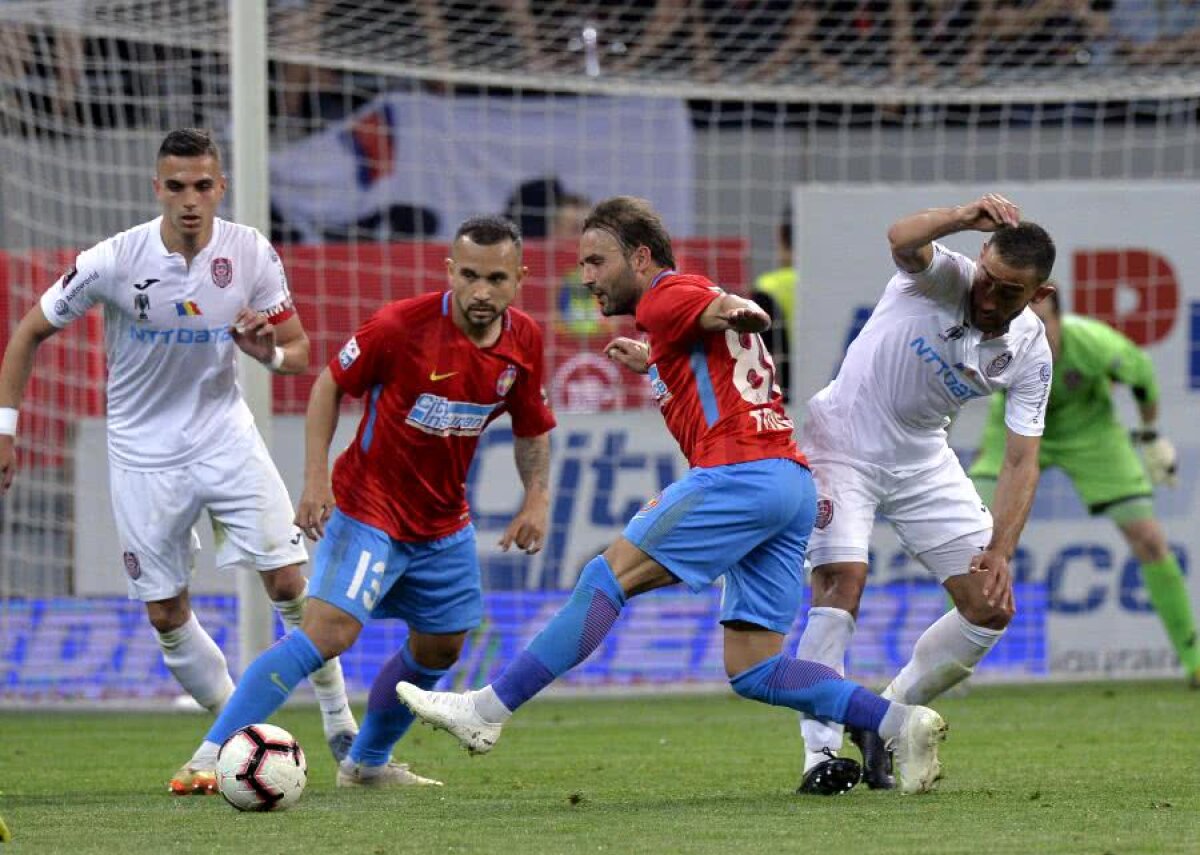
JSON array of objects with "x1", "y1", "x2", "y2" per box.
[
  {"x1": 888, "y1": 193, "x2": 1021, "y2": 273},
  {"x1": 699, "y1": 294, "x2": 770, "y2": 334},
  {"x1": 502, "y1": 432, "x2": 551, "y2": 555}
]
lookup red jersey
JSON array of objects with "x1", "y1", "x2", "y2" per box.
[
  {"x1": 329, "y1": 291, "x2": 556, "y2": 541},
  {"x1": 636, "y1": 271, "x2": 805, "y2": 469}
]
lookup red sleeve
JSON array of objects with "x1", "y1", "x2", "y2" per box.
[
  {"x1": 508, "y1": 323, "x2": 556, "y2": 438},
  {"x1": 637, "y1": 277, "x2": 723, "y2": 349},
  {"x1": 328, "y1": 305, "x2": 400, "y2": 398}
]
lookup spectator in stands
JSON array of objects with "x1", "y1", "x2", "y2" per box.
[
  {"x1": 1102, "y1": 0, "x2": 1200, "y2": 67},
  {"x1": 0, "y1": 7, "x2": 85, "y2": 123},
  {"x1": 271, "y1": 0, "x2": 343, "y2": 129},
  {"x1": 890, "y1": 0, "x2": 990, "y2": 85},
  {"x1": 981, "y1": 0, "x2": 1106, "y2": 72},
  {"x1": 551, "y1": 191, "x2": 617, "y2": 339},
  {"x1": 750, "y1": 205, "x2": 795, "y2": 402}
]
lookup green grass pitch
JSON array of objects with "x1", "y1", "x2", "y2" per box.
[{"x1": 0, "y1": 681, "x2": 1196, "y2": 854}]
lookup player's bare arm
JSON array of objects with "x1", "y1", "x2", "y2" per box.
[
  {"x1": 295, "y1": 368, "x2": 343, "y2": 540},
  {"x1": 230, "y1": 309, "x2": 310, "y2": 375},
  {"x1": 699, "y1": 293, "x2": 771, "y2": 334},
  {"x1": 604, "y1": 336, "x2": 650, "y2": 374},
  {"x1": 501, "y1": 432, "x2": 551, "y2": 555},
  {"x1": 971, "y1": 428, "x2": 1041, "y2": 611},
  {"x1": 0, "y1": 305, "x2": 62, "y2": 492},
  {"x1": 888, "y1": 193, "x2": 1021, "y2": 273}
]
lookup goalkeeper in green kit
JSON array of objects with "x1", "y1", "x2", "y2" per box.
[{"x1": 970, "y1": 290, "x2": 1197, "y2": 686}]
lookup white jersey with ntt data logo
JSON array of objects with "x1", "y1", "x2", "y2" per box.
[
  {"x1": 40, "y1": 217, "x2": 294, "y2": 470},
  {"x1": 804, "y1": 242, "x2": 1051, "y2": 472}
]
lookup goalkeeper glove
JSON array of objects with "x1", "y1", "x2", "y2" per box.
[{"x1": 1131, "y1": 428, "x2": 1178, "y2": 487}]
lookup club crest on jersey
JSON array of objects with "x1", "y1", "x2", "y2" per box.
[
  {"x1": 211, "y1": 257, "x2": 233, "y2": 288},
  {"x1": 338, "y1": 337, "x2": 360, "y2": 369},
  {"x1": 496, "y1": 365, "x2": 518, "y2": 396},
  {"x1": 815, "y1": 498, "x2": 834, "y2": 530},
  {"x1": 123, "y1": 551, "x2": 141, "y2": 580},
  {"x1": 985, "y1": 351, "x2": 1013, "y2": 377}
]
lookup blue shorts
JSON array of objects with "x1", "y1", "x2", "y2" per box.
[
  {"x1": 622, "y1": 458, "x2": 815, "y2": 634},
  {"x1": 310, "y1": 509, "x2": 482, "y2": 634}
]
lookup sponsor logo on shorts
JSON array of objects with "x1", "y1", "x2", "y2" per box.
[
  {"x1": 496, "y1": 364, "x2": 518, "y2": 396},
  {"x1": 338, "y1": 337, "x2": 360, "y2": 369},
  {"x1": 211, "y1": 257, "x2": 233, "y2": 288},
  {"x1": 122, "y1": 551, "x2": 141, "y2": 580},
  {"x1": 985, "y1": 351, "x2": 1013, "y2": 377},
  {"x1": 815, "y1": 498, "x2": 834, "y2": 530}
]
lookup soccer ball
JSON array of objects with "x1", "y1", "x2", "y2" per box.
[{"x1": 216, "y1": 724, "x2": 308, "y2": 811}]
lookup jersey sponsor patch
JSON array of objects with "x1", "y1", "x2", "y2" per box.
[
  {"x1": 1039, "y1": 362, "x2": 1052, "y2": 383},
  {"x1": 211, "y1": 256, "x2": 233, "y2": 288},
  {"x1": 815, "y1": 497, "x2": 834, "y2": 530},
  {"x1": 123, "y1": 551, "x2": 141, "y2": 580},
  {"x1": 496, "y1": 364, "x2": 517, "y2": 396},
  {"x1": 406, "y1": 392, "x2": 499, "y2": 436},
  {"x1": 338, "y1": 336, "x2": 360, "y2": 369},
  {"x1": 986, "y1": 351, "x2": 1014, "y2": 377}
]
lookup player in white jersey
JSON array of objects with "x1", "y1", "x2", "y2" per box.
[
  {"x1": 795, "y1": 194, "x2": 1056, "y2": 795},
  {"x1": 0, "y1": 129, "x2": 356, "y2": 795}
]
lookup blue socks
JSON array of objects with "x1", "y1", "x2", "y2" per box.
[
  {"x1": 205, "y1": 628, "x2": 325, "y2": 747},
  {"x1": 350, "y1": 645, "x2": 447, "y2": 766},
  {"x1": 492, "y1": 555, "x2": 626, "y2": 712},
  {"x1": 730, "y1": 654, "x2": 891, "y2": 733}
]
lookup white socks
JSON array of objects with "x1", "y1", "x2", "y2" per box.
[
  {"x1": 472, "y1": 685, "x2": 513, "y2": 724},
  {"x1": 795, "y1": 606, "x2": 855, "y2": 770},
  {"x1": 156, "y1": 613, "x2": 234, "y2": 715},
  {"x1": 884, "y1": 609, "x2": 1004, "y2": 705},
  {"x1": 272, "y1": 584, "x2": 358, "y2": 737}
]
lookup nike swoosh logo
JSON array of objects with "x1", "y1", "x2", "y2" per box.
[
  {"x1": 269, "y1": 672, "x2": 290, "y2": 694},
  {"x1": 429, "y1": 370, "x2": 458, "y2": 382}
]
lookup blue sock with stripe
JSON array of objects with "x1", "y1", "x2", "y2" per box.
[
  {"x1": 350, "y1": 645, "x2": 447, "y2": 766},
  {"x1": 491, "y1": 555, "x2": 626, "y2": 712},
  {"x1": 730, "y1": 654, "x2": 891, "y2": 732},
  {"x1": 204, "y1": 629, "x2": 325, "y2": 747}
]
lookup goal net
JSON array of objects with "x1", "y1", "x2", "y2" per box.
[{"x1": 2, "y1": 0, "x2": 1198, "y2": 704}]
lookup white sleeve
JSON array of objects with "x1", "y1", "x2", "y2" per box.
[
  {"x1": 249, "y1": 231, "x2": 294, "y2": 319},
  {"x1": 893, "y1": 242, "x2": 975, "y2": 307},
  {"x1": 1003, "y1": 337, "x2": 1053, "y2": 437},
  {"x1": 39, "y1": 239, "x2": 116, "y2": 328}
]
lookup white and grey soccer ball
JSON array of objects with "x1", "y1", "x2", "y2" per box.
[{"x1": 217, "y1": 723, "x2": 308, "y2": 811}]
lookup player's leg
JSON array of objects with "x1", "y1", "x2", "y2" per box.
[
  {"x1": 1061, "y1": 428, "x2": 1200, "y2": 685},
  {"x1": 341, "y1": 525, "x2": 483, "y2": 787},
  {"x1": 1113, "y1": 508, "x2": 1200, "y2": 684},
  {"x1": 397, "y1": 463, "x2": 759, "y2": 753},
  {"x1": 177, "y1": 509, "x2": 393, "y2": 781},
  {"x1": 791, "y1": 452, "x2": 881, "y2": 789},
  {"x1": 202, "y1": 425, "x2": 358, "y2": 755},
  {"x1": 109, "y1": 463, "x2": 235, "y2": 724},
  {"x1": 718, "y1": 464, "x2": 944, "y2": 795}
]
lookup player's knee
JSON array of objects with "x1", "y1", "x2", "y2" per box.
[
  {"x1": 809, "y1": 562, "x2": 868, "y2": 613},
  {"x1": 145, "y1": 596, "x2": 190, "y2": 633},
  {"x1": 1123, "y1": 520, "x2": 1169, "y2": 563},
  {"x1": 408, "y1": 632, "x2": 467, "y2": 671},
  {"x1": 260, "y1": 564, "x2": 307, "y2": 602},
  {"x1": 961, "y1": 601, "x2": 1012, "y2": 631}
]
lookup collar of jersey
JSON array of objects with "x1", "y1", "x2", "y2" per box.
[{"x1": 154, "y1": 215, "x2": 223, "y2": 259}]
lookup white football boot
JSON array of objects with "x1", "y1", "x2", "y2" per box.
[
  {"x1": 396, "y1": 683, "x2": 503, "y2": 755},
  {"x1": 888, "y1": 705, "x2": 948, "y2": 795},
  {"x1": 336, "y1": 759, "x2": 443, "y2": 788}
]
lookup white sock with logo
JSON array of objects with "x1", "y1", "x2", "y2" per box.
[
  {"x1": 155, "y1": 612, "x2": 234, "y2": 715},
  {"x1": 884, "y1": 609, "x2": 1004, "y2": 704},
  {"x1": 795, "y1": 607, "x2": 856, "y2": 772},
  {"x1": 272, "y1": 583, "x2": 358, "y2": 737}
]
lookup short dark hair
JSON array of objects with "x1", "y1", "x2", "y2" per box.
[
  {"x1": 989, "y1": 221, "x2": 1056, "y2": 284},
  {"x1": 157, "y1": 128, "x2": 222, "y2": 164},
  {"x1": 583, "y1": 196, "x2": 676, "y2": 269},
  {"x1": 455, "y1": 215, "x2": 522, "y2": 250}
]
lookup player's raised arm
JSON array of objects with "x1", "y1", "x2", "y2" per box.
[
  {"x1": 500, "y1": 431, "x2": 551, "y2": 555},
  {"x1": 698, "y1": 293, "x2": 771, "y2": 334},
  {"x1": 0, "y1": 304, "x2": 62, "y2": 492},
  {"x1": 888, "y1": 193, "x2": 1021, "y2": 273},
  {"x1": 295, "y1": 367, "x2": 343, "y2": 540}
]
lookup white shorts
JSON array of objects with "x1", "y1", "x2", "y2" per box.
[
  {"x1": 109, "y1": 423, "x2": 308, "y2": 602},
  {"x1": 806, "y1": 446, "x2": 992, "y2": 581}
]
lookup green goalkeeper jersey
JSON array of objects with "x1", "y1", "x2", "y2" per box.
[{"x1": 979, "y1": 314, "x2": 1158, "y2": 451}]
